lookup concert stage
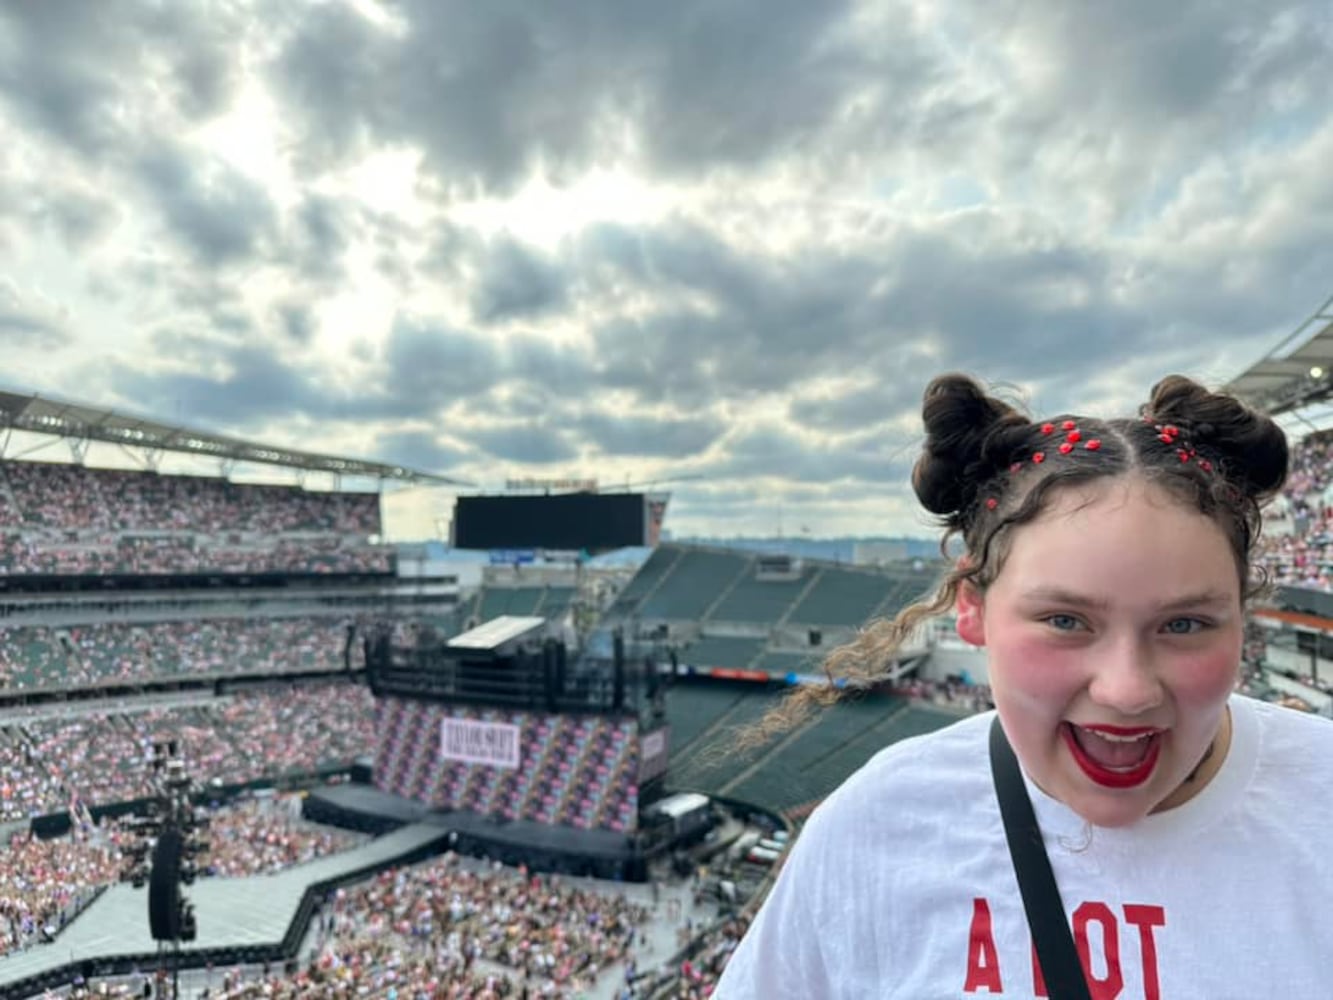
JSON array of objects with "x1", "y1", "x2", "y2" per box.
[
  {"x1": 303, "y1": 782, "x2": 645, "y2": 881},
  {"x1": 0, "y1": 786, "x2": 647, "y2": 999},
  {"x1": 0, "y1": 821, "x2": 452, "y2": 1000}
]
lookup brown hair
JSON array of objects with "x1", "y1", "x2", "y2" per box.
[{"x1": 741, "y1": 373, "x2": 1290, "y2": 740}]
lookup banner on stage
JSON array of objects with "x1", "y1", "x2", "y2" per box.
[{"x1": 440, "y1": 718, "x2": 521, "y2": 769}]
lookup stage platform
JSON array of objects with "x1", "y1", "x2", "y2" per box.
[
  {"x1": 304, "y1": 783, "x2": 642, "y2": 873},
  {"x1": 0, "y1": 821, "x2": 450, "y2": 999},
  {"x1": 0, "y1": 784, "x2": 646, "y2": 998}
]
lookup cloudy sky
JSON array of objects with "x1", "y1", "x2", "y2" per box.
[{"x1": 1, "y1": 0, "x2": 1331, "y2": 542}]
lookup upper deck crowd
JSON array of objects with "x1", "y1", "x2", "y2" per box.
[
  {"x1": 0, "y1": 462, "x2": 387, "y2": 577},
  {"x1": 1257, "y1": 428, "x2": 1333, "y2": 591}
]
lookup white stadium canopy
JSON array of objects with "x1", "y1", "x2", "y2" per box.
[
  {"x1": 1224, "y1": 293, "x2": 1333, "y2": 417},
  {"x1": 0, "y1": 386, "x2": 469, "y2": 485}
]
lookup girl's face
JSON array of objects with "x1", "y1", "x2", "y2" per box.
[{"x1": 956, "y1": 476, "x2": 1243, "y2": 828}]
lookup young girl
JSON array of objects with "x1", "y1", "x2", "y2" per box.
[{"x1": 714, "y1": 373, "x2": 1333, "y2": 998}]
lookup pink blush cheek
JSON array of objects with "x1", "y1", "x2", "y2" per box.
[
  {"x1": 985, "y1": 640, "x2": 1083, "y2": 767},
  {"x1": 987, "y1": 634, "x2": 1084, "y2": 712},
  {"x1": 1169, "y1": 647, "x2": 1241, "y2": 707}
]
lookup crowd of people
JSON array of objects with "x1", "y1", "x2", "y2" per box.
[
  {"x1": 0, "y1": 464, "x2": 380, "y2": 535},
  {"x1": 0, "y1": 792, "x2": 365, "y2": 961},
  {"x1": 191, "y1": 793, "x2": 368, "y2": 879},
  {"x1": 0, "y1": 617, "x2": 352, "y2": 691},
  {"x1": 657, "y1": 914, "x2": 752, "y2": 1000},
  {"x1": 208, "y1": 853, "x2": 651, "y2": 999},
  {"x1": 0, "y1": 460, "x2": 389, "y2": 579},
  {"x1": 0, "y1": 682, "x2": 376, "y2": 821},
  {"x1": 886, "y1": 674, "x2": 993, "y2": 714},
  {"x1": 0, "y1": 828, "x2": 118, "y2": 958},
  {"x1": 968, "y1": 423, "x2": 1333, "y2": 595},
  {"x1": 1255, "y1": 429, "x2": 1333, "y2": 589},
  {"x1": 0, "y1": 532, "x2": 392, "y2": 577}
]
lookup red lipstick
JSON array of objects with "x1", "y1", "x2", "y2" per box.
[{"x1": 1062, "y1": 723, "x2": 1163, "y2": 789}]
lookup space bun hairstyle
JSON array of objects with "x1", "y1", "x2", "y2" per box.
[
  {"x1": 912, "y1": 375, "x2": 1031, "y2": 524},
  {"x1": 734, "y1": 371, "x2": 1289, "y2": 743},
  {"x1": 908, "y1": 372, "x2": 1287, "y2": 592}
]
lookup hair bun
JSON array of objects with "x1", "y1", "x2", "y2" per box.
[
  {"x1": 1146, "y1": 375, "x2": 1288, "y2": 500},
  {"x1": 913, "y1": 374, "x2": 1026, "y2": 516}
]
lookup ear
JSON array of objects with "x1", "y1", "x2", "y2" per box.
[{"x1": 955, "y1": 578, "x2": 986, "y2": 647}]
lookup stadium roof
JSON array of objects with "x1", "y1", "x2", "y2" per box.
[
  {"x1": 0, "y1": 387, "x2": 469, "y2": 485},
  {"x1": 1224, "y1": 292, "x2": 1333, "y2": 416}
]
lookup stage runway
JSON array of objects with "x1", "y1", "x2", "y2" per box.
[{"x1": 0, "y1": 821, "x2": 450, "y2": 992}]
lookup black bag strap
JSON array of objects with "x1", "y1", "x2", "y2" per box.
[{"x1": 989, "y1": 716, "x2": 1092, "y2": 1000}]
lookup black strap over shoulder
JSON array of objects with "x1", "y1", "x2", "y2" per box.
[{"x1": 989, "y1": 716, "x2": 1092, "y2": 1000}]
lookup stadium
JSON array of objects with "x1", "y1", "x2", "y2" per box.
[{"x1": 0, "y1": 306, "x2": 1326, "y2": 999}]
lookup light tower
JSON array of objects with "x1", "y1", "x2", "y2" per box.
[{"x1": 117, "y1": 741, "x2": 211, "y2": 999}]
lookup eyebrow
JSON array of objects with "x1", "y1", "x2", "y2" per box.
[{"x1": 1016, "y1": 587, "x2": 1234, "y2": 612}]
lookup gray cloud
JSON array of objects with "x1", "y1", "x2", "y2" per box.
[
  {"x1": 99, "y1": 329, "x2": 608, "y2": 470},
  {"x1": 789, "y1": 382, "x2": 924, "y2": 434},
  {"x1": 5, "y1": 0, "x2": 1333, "y2": 539},
  {"x1": 0, "y1": 175, "x2": 116, "y2": 257},
  {"x1": 0, "y1": 1, "x2": 244, "y2": 157},
  {"x1": 449, "y1": 385, "x2": 557, "y2": 424},
  {"x1": 0, "y1": 4, "x2": 277, "y2": 272},
  {"x1": 134, "y1": 141, "x2": 277, "y2": 266},
  {"x1": 421, "y1": 221, "x2": 480, "y2": 281},
  {"x1": 505, "y1": 336, "x2": 600, "y2": 394},
  {"x1": 470, "y1": 238, "x2": 567, "y2": 323},
  {"x1": 32, "y1": 184, "x2": 119, "y2": 249},
  {"x1": 1003, "y1": 1, "x2": 1330, "y2": 129},
  {"x1": 286, "y1": 195, "x2": 356, "y2": 286},
  {"x1": 0, "y1": 280, "x2": 72, "y2": 349},
  {"x1": 575, "y1": 222, "x2": 894, "y2": 407},
  {"x1": 90, "y1": 171, "x2": 1333, "y2": 502},
  {"x1": 275, "y1": 302, "x2": 315, "y2": 344},
  {"x1": 0, "y1": 309, "x2": 70, "y2": 349},
  {"x1": 697, "y1": 424, "x2": 911, "y2": 487},
  {"x1": 100, "y1": 318, "x2": 516, "y2": 435},
  {"x1": 146, "y1": 329, "x2": 245, "y2": 364},
  {"x1": 578, "y1": 204, "x2": 1333, "y2": 411},
  {"x1": 268, "y1": 0, "x2": 897, "y2": 191},
  {"x1": 0, "y1": 3, "x2": 139, "y2": 156},
  {"x1": 106, "y1": 341, "x2": 322, "y2": 428},
  {"x1": 266, "y1": 2, "x2": 390, "y2": 175},
  {"x1": 565, "y1": 409, "x2": 725, "y2": 458},
  {"x1": 152, "y1": 274, "x2": 256, "y2": 337},
  {"x1": 576, "y1": 218, "x2": 1124, "y2": 406},
  {"x1": 374, "y1": 429, "x2": 472, "y2": 472},
  {"x1": 467, "y1": 422, "x2": 578, "y2": 464},
  {"x1": 971, "y1": 1, "x2": 1333, "y2": 212},
  {"x1": 378, "y1": 319, "x2": 506, "y2": 417},
  {"x1": 260, "y1": 0, "x2": 1333, "y2": 208},
  {"x1": 169, "y1": 19, "x2": 240, "y2": 120}
]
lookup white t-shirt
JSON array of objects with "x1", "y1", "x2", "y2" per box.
[{"x1": 714, "y1": 694, "x2": 1333, "y2": 999}]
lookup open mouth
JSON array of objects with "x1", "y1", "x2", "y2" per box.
[{"x1": 1061, "y1": 722, "x2": 1163, "y2": 788}]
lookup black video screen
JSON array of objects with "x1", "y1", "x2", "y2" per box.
[{"x1": 453, "y1": 493, "x2": 646, "y2": 551}]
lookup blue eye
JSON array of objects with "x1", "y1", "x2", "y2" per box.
[
  {"x1": 1045, "y1": 614, "x2": 1082, "y2": 632},
  {"x1": 1163, "y1": 618, "x2": 1205, "y2": 635}
]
